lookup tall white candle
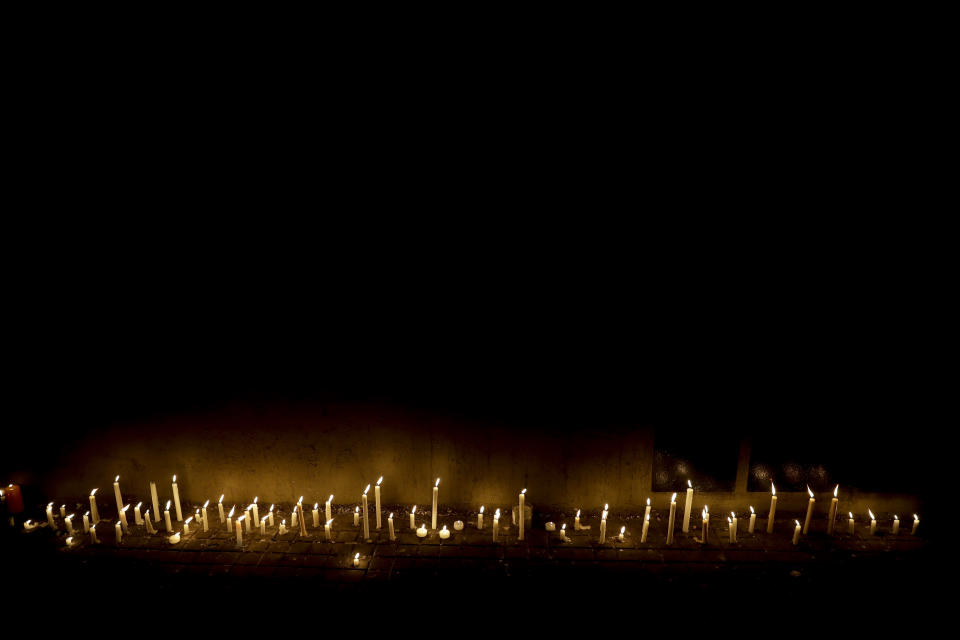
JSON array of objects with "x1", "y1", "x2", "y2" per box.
[
  {"x1": 172, "y1": 475, "x2": 182, "y2": 522},
  {"x1": 644, "y1": 498, "x2": 651, "y2": 524},
  {"x1": 82, "y1": 511, "x2": 90, "y2": 534},
  {"x1": 60, "y1": 504, "x2": 66, "y2": 518},
  {"x1": 134, "y1": 502, "x2": 143, "y2": 526},
  {"x1": 432, "y1": 478, "x2": 440, "y2": 530},
  {"x1": 410, "y1": 505, "x2": 417, "y2": 530},
  {"x1": 560, "y1": 523, "x2": 567, "y2": 541},
  {"x1": 235, "y1": 516, "x2": 244, "y2": 546},
  {"x1": 666, "y1": 493, "x2": 677, "y2": 545},
  {"x1": 312, "y1": 503, "x2": 320, "y2": 529},
  {"x1": 892, "y1": 515, "x2": 899, "y2": 535},
  {"x1": 478, "y1": 506, "x2": 484, "y2": 529},
  {"x1": 767, "y1": 482, "x2": 777, "y2": 534},
  {"x1": 748, "y1": 506, "x2": 756, "y2": 533},
  {"x1": 151, "y1": 482, "x2": 161, "y2": 523},
  {"x1": 827, "y1": 485, "x2": 839, "y2": 535},
  {"x1": 202, "y1": 500, "x2": 210, "y2": 532},
  {"x1": 362, "y1": 485, "x2": 370, "y2": 540},
  {"x1": 260, "y1": 516, "x2": 267, "y2": 536},
  {"x1": 911, "y1": 514, "x2": 919, "y2": 535},
  {"x1": 375, "y1": 477, "x2": 383, "y2": 530},
  {"x1": 519, "y1": 489, "x2": 527, "y2": 541},
  {"x1": 46, "y1": 503, "x2": 56, "y2": 529},
  {"x1": 325, "y1": 518, "x2": 333, "y2": 541},
  {"x1": 268, "y1": 504, "x2": 275, "y2": 527},
  {"x1": 682, "y1": 480, "x2": 694, "y2": 533},
  {"x1": 113, "y1": 475, "x2": 124, "y2": 518},
  {"x1": 493, "y1": 508, "x2": 500, "y2": 542},
  {"x1": 792, "y1": 519, "x2": 801, "y2": 545},
  {"x1": 291, "y1": 498, "x2": 300, "y2": 529},
  {"x1": 218, "y1": 495, "x2": 225, "y2": 523},
  {"x1": 848, "y1": 512, "x2": 855, "y2": 535},
  {"x1": 325, "y1": 495, "x2": 333, "y2": 523},
  {"x1": 388, "y1": 513, "x2": 395, "y2": 541},
  {"x1": 803, "y1": 486, "x2": 815, "y2": 535},
  {"x1": 164, "y1": 501, "x2": 173, "y2": 533},
  {"x1": 244, "y1": 506, "x2": 253, "y2": 533},
  {"x1": 869, "y1": 509, "x2": 876, "y2": 535},
  {"x1": 90, "y1": 522, "x2": 98, "y2": 544},
  {"x1": 641, "y1": 513, "x2": 650, "y2": 543},
  {"x1": 89, "y1": 489, "x2": 100, "y2": 524},
  {"x1": 65, "y1": 514, "x2": 75, "y2": 537},
  {"x1": 252, "y1": 497, "x2": 259, "y2": 526},
  {"x1": 120, "y1": 504, "x2": 129, "y2": 533}
]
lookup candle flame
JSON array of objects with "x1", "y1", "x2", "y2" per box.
[
  {"x1": 728, "y1": 517, "x2": 732, "y2": 523},
  {"x1": 314, "y1": 503, "x2": 319, "y2": 509},
  {"x1": 254, "y1": 496, "x2": 258, "y2": 504},
  {"x1": 262, "y1": 516, "x2": 268, "y2": 523},
  {"x1": 355, "y1": 552, "x2": 360, "y2": 559},
  {"x1": 834, "y1": 485, "x2": 839, "y2": 497},
  {"x1": 795, "y1": 520, "x2": 800, "y2": 527},
  {"x1": 562, "y1": 523, "x2": 566, "y2": 530},
  {"x1": 328, "y1": 495, "x2": 334, "y2": 503},
  {"x1": 646, "y1": 498, "x2": 650, "y2": 506},
  {"x1": 136, "y1": 502, "x2": 143, "y2": 509},
  {"x1": 620, "y1": 526, "x2": 625, "y2": 534},
  {"x1": 495, "y1": 508, "x2": 501, "y2": 517},
  {"x1": 173, "y1": 475, "x2": 176, "y2": 483},
  {"x1": 238, "y1": 515, "x2": 245, "y2": 522},
  {"x1": 750, "y1": 506, "x2": 754, "y2": 513},
  {"x1": 47, "y1": 502, "x2": 53, "y2": 508},
  {"x1": 521, "y1": 488, "x2": 527, "y2": 494},
  {"x1": 576, "y1": 509, "x2": 581, "y2": 517},
  {"x1": 894, "y1": 515, "x2": 899, "y2": 520},
  {"x1": 166, "y1": 500, "x2": 171, "y2": 510},
  {"x1": 203, "y1": 500, "x2": 209, "y2": 508},
  {"x1": 122, "y1": 504, "x2": 130, "y2": 512},
  {"x1": 185, "y1": 516, "x2": 193, "y2": 524},
  {"x1": 228, "y1": 506, "x2": 234, "y2": 517},
  {"x1": 377, "y1": 476, "x2": 383, "y2": 486},
  {"x1": 435, "y1": 478, "x2": 440, "y2": 487},
  {"x1": 914, "y1": 514, "x2": 919, "y2": 521},
  {"x1": 442, "y1": 525, "x2": 448, "y2": 531},
  {"x1": 326, "y1": 519, "x2": 333, "y2": 526},
  {"x1": 298, "y1": 496, "x2": 303, "y2": 504},
  {"x1": 389, "y1": 513, "x2": 393, "y2": 518},
  {"x1": 671, "y1": 493, "x2": 677, "y2": 503},
  {"x1": 269, "y1": 504, "x2": 274, "y2": 512},
  {"x1": 771, "y1": 481, "x2": 776, "y2": 496},
  {"x1": 702, "y1": 507, "x2": 708, "y2": 519},
  {"x1": 849, "y1": 512, "x2": 853, "y2": 519},
  {"x1": 687, "y1": 479, "x2": 692, "y2": 488},
  {"x1": 480, "y1": 506, "x2": 485, "y2": 513},
  {"x1": 731, "y1": 511, "x2": 735, "y2": 519},
  {"x1": 364, "y1": 485, "x2": 370, "y2": 495},
  {"x1": 219, "y1": 495, "x2": 224, "y2": 503},
  {"x1": 281, "y1": 519, "x2": 285, "y2": 525},
  {"x1": 84, "y1": 511, "x2": 89, "y2": 516},
  {"x1": 807, "y1": 486, "x2": 814, "y2": 499},
  {"x1": 247, "y1": 504, "x2": 253, "y2": 511},
  {"x1": 115, "y1": 475, "x2": 120, "y2": 482},
  {"x1": 67, "y1": 536, "x2": 72, "y2": 544},
  {"x1": 91, "y1": 488, "x2": 98, "y2": 496},
  {"x1": 868, "y1": 509, "x2": 875, "y2": 520},
  {"x1": 604, "y1": 503, "x2": 608, "y2": 510},
  {"x1": 355, "y1": 506, "x2": 359, "y2": 513},
  {"x1": 411, "y1": 505, "x2": 417, "y2": 514}
]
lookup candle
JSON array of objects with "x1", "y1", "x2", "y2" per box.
[
  {"x1": 492, "y1": 508, "x2": 500, "y2": 542},
  {"x1": 439, "y1": 525, "x2": 450, "y2": 540},
  {"x1": 325, "y1": 495, "x2": 333, "y2": 523},
  {"x1": 66, "y1": 536, "x2": 75, "y2": 547},
  {"x1": 599, "y1": 518, "x2": 606, "y2": 544},
  {"x1": 260, "y1": 516, "x2": 267, "y2": 536},
  {"x1": 519, "y1": 489, "x2": 527, "y2": 541},
  {"x1": 82, "y1": 511, "x2": 90, "y2": 533},
  {"x1": 168, "y1": 532, "x2": 180, "y2": 544},
  {"x1": 65, "y1": 514, "x2": 75, "y2": 536},
  {"x1": 410, "y1": 505, "x2": 417, "y2": 530},
  {"x1": 666, "y1": 493, "x2": 677, "y2": 545},
  {"x1": 432, "y1": 478, "x2": 440, "y2": 530},
  {"x1": 252, "y1": 497, "x2": 259, "y2": 527},
  {"x1": 164, "y1": 501, "x2": 173, "y2": 533},
  {"x1": 297, "y1": 501, "x2": 308, "y2": 537},
  {"x1": 120, "y1": 504, "x2": 129, "y2": 533},
  {"x1": 803, "y1": 486, "x2": 815, "y2": 535},
  {"x1": 46, "y1": 503, "x2": 56, "y2": 529},
  {"x1": 748, "y1": 506, "x2": 756, "y2": 533},
  {"x1": 701, "y1": 506, "x2": 709, "y2": 544},
  {"x1": 682, "y1": 480, "x2": 694, "y2": 533},
  {"x1": 354, "y1": 507, "x2": 359, "y2": 527},
  {"x1": 202, "y1": 500, "x2": 210, "y2": 532},
  {"x1": 869, "y1": 509, "x2": 877, "y2": 535},
  {"x1": 375, "y1": 477, "x2": 383, "y2": 530},
  {"x1": 90, "y1": 523, "x2": 98, "y2": 544},
  {"x1": 730, "y1": 512, "x2": 737, "y2": 543},
  {"x1": 218, "y1": 495, "x2": 225, "y2": 523},
  {"x1": 602, "y1": 503, "x2": 608, "y2": 522},
  {"x1": 244, "y1": 506, "x2": 253, "y2": 533},
  {"x1": 235, "y1": 516, "x2": 244, "y2": 546},
  {"x1": 23, "y1": 519, "x2": 36, "y2": 531},
  {"x1": 848, "y1": 512, "x2": 855, "y2": 535},
  {"x1": 172, "y1": 475, "x2": 182, "y2": 522},
  {"x1": 454, "y1": 520, "x2": 464, "y2": 531},
  {"x1": 388, "y1": 513, "x2": 396, "y2": 541},
  {"x1": 60, "y1": 504, "x2": 66, "y2": 518},
  {"x1": 362, "y1": 485, "x2": 370, "y2": 540},
  {"x1": 618, "y1": 526, "x2": 625, "y2": 542},
  {"x1": 145, "y1": 511, "x2": 156, "y2": 534},
  {"x1": 911, "y1": 514, "x2": 919, "y2": 535},
  {"x1": 151, "y1": 482, "x2": 161, "y2": 523},
  {"x1": 792, "y1": 519, "x2": 801, "y2": 545},
  {"x1": 353, "y1": 552, "x2": 360, "y2": 567},
  {"x1": 268, "y1": 504, "x2": 275, "y2": 527},
  {"x1": 325, "y1": 518, "x2": 333, "y2": 541},
  {"x1": 575, "y1": 509, "x2": 581, "y2": 531},
  {"x1": 226, "y1": 506, "x2": 235, "y2": 532},
  {"x1": 644, "y1": 498, "x2": 651, "y2": 523},
  {"x1": 641, "y1": 513, "x2": 650, "y2": 543},
  {"x1": 183, "y1": 516, "x2": 193, "y2": 536},
  {"x1": 89, "y1": 489, "x2": 100, "y2": 524},
  {"x1": 312, "y1": 503, "x2": 320, "y2": 528},
  {"x1": 827, "y1": 485, "x2": 839, "y2": 535},
  {"x1": 279, "y1": 519, "x2": 287, "y2": 535},
  {"x1": 892, "y1": 515, "x2": 900, "y2": 535},
  {"x1": 417, "y1": 523, "x2": 428, "y2": 538},
  {"x1": 134, "y1": 502, "x2": 143, "y2": 526},
  {"x1": 113, "y1": 475, "x2": 124, "y2": 518},
  {"x1": 291, "y1": 498, "x2": 301, "y2": 529},
  {"x1": 478, "y1": 506, "x2": 484, "y2": 529},
  {"x1": 767, "y1": 482, "x2": 777, "y2": 534},
  {"x1": 560, "y1": 524, "x2": 567, "y2": 541}
]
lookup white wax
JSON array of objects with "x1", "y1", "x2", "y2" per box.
[
  {"x1": 354, "y1": 510, "x2": 359, "y2": 527},
  {"x1": 46, "y1": 505, "x2": 56, "y2": 529},
  {"x1": 519, "y1": 491, "x2": 526, "y2": 541},
  {"x1": 252, "y1": 502, "x2": 259, "y2": 525},
  {"x1": 599, "y1": 519, "x2": 606, "y2": 544},
  {"x1": 312, "y1": 508, "x2": 319, "y2": 529},
  {"x1": 892, "y1": 517, "x2": 899, "y2": 535},
  {"x1": 767, "y1": 495, "x2": 777, "y2": 534},
  {"x1": 641, "y1": 515, "x2": 649, "y2": 543},
  {"x1": 235, "y1": 519, "x2": 243, "y2": 546},
  {"x1": 388, "y1": 515, "x2": 396, "y2": 541},
  {"x1": 682, "y1": 487, "x2": 694, "y2": 533},
  {"x1": 119, "y1": 507, "x2": 129, "y2": 533},
  {"x1": 792, "y1": 521, "x2": 801, "y2": 545},
  {"x1": 325, "y1": 520, "x2": 333, "y2": 541},
  {"x1": 730, "y1": 516, "x2": 737, "y2": 543},
  {"x1": 492, "y1": 516, "x2": 499, "y2": 542},
  {"x1": 478, "y1": 510, "x2": 484, "y2": 530},
  {"x1": 870, "y1": 519, "x2": 877, "y2": 535},
  {"x1": 65, "y1": 515, "x2": 75, "y2": 537},
  {"x1": 172, "y1": 480, "x2": 182, "y2": 521},
  {"x1": 666, "y1": 501, "x2": 676, "y2": 545},
  {"x1": 268, "y1": 507, "x2": 274, "y2": 527},
  {"x1": 749, "y1": 512, "x2": 756, "y2": 534},
  {"x1": 151, "y1": 483, "x2": 160, "y2": 522},
  {"x1": 89, "y1": 494, "x2": 100, "y2": 524},
  {"x1": 560, "y1": 525, "x2": 567, "y2": 541},
  {"x1": 432, "y1": 485, "x2": 438, "y2": 530},
  {"x1": 454, "y1": 520, "x2": 464, "y2": 531},
  {"x1": 90, "y1": 524, "x2": 99, "y2": 544},
  {"x1": 114, "y1": 481, "x2": 124, "y2": 518},
  {"x1": 362, "y1": 493, "x2": 369, "y2": 540},
  {"x1": 911, "y1": 517, "x2": 919, "y2": 535},
  {"x1": 375, "y1": 484, "x2": 382, "y2": 530},
  {"x1": 202, "y1": 507, "x2": 208, "y2": 532},
  {"x1": 701, "y1": 514, "x2": 709, "y2": 544},
  {"x1": 135, "y1": 504, "x2": 143, "y2": 526},
  {"x1": 244, "y1": 511, "x2": 252, "y2": 533},
  {"x1": 439, "y1": 526, "x2": 450, "y2": 539},
  {"x1": 183, "y1": 519, "x2": 191, "y2": 535},
  {"x1": 218, "y1": 501, "x2": 225, "y2": 523},
  {"x1": 83, "y1": 513, "x2": 90, "y2": 533},
  {"x1": 291, "y1": 508, "x2": 298, "y2": 529},
  {"x1": 325, "y1": 496, "x2": 333, "y2": 523},
  {"x1": 417, "y1": 525, "x2": 428, "y2": 538},
  {"x1": 644, "y1": 501, "x2": 651, "y2": 524},
  {"x1": 848, "y1": 515, "x2": 855, "y2": 535},
  {"x1": 260, "y1": 518, "x2": 266, "y2": 536},
  {"x1": 410, "y1": 510, "x2": 416, "y2": 530},
  {"x1": 803, "y1": 498, "x2": 814, "y2": 535},
  {"x1": 279, "y1": 521, "x2": 287, "y2": 535},
  {"x1": 164, "y1": 509, "x2": 172, "y2": 533},
  {"x1": 145, "y1": 512, "x2": 156, "y2": 534},
  {"x1": 60, "y1": 505, "x2": 66, "y2": 518},
  {"x1": 827, "y1": 497, "x2": 839, "y2": 535}
]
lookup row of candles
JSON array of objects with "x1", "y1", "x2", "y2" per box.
[{"x1": 21, "y1": 476, "x2": 922, "y2": 548}]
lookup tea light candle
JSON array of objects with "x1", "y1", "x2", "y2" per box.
[
  {"x1": 89, "y1": 489, "x2": 100, "y2": 524},
  {"x1": 417, "y1": 523, "x2": 428, "y2": 538},
  {"x1": 90, "y1": 523, "x2": 99, "y2": 544},
  {"x1": 767, "y1": 482, "x2": 777, "y2": 533},
  {"x1": 641, "y1": 513, "x2": 650, "y2": 543},
  {"x1": 454, "y1": 520, "x2": 464, "y2": 531},
  {"x1": 325, "y1": 495, "x2": 333, "y2": 523},
  {"x1": 268, "y1": 504, "x2": 275, "y2": 527},
  {"x1": 439, "y1": 525, "x2": 450, "y2": 539},
  {"x1": 279, "y1": 519, "x2": 287, "y2": 535},
  {"x1": 748, "y1": 506, "x2": 756, "y2": 533},
  {"x1": 388, "y1": 513, "x2": 396, "y2": 540},
  {"x1": 312, "y1": 503, "x2": 320, "y2": 528},
  {"x1": 478, "y1": 506, "x2": 484, "y2": 529},
  {"x1": 892, "y1": 515, "x2": 900, "y2": 535},
  {"x1": 792, "y1": 519, "x2": 801, "y2": 545},
  {"x1": 353, "y1": 552, "x2": 360, "y2": 567},
  {"x1": 114, "y1": 521, "x2": 122, "y2": 544},
  {"x1": 252, "y1": 498, "x2": 259, "y2": 526},
  {"x1": 666, "y1": 493, "x2": 677, "y2": 545},
  {"x1": 362, "y1": 485, "x2": 370, "y2": 540},
  {"x1": 23, "y1": 520, "x2": 36, "y2": 531},
  {"x1": 65, "y1": 514, "x2": 75, "y2": 536},
  {"x1": 145, "y1": 511, "x2": 156, "y2": 534},
  {"x1": 432, "y1": 478, "x2": 440, "y2": 530},
  {"x1": 120, "y1": 504, "x2": 129, "y2": 532},
  {"x1": 235, "y1": 516, "x2": 244, "y2": 545},
  {"x1": 113, "y1": 475, "x2": 124, "y2": 517},
  {"x1": 325, "y1": 518, "x2": 333, "y2": 541},
  {"x1": 493, "y1": 508, "x2": 500, "y2": 542},
  {"x1": 172, "y1": 475, "x2": 182, "y2": 522},
  {"x1": 202, "y1": 500, "x2": 210, "y2": 532},
  {"x1": 519, "y1": 489, "x2": 527, "y2": 541},
  {"x1": 869, "y1": 509, "x2": 877, "y2": 535},
  {"x1": 151, "y1": 483, "x2": 161, "y2": 523},
  {"x1": 66, "y1": 536, "x2": 75, "y2": 547},
  {"x1": 82, "y1": 511, "x2": 90, "y2": 533},
  {"x1": 848, "y1": 512, "x2": 855, "y2": 535},
  {"x1": 545, "y1": 522, "x2": 555, "y2": 532},
  {"x1": 802, "y1": 486, "x2": 815, "y2": 535},
  {"x1": 575, "y1": 509, "x2": 581, "y2": 531},
  {"x1": 46, "y1": 503, "x2": 56, "y2": 528},
  {"x1": 218, "y1": 495, "x2": 225, "y2": 523},
  {"x1": 375, "y1": 477, "x2": 383, "y2": 530},
  {"x1": 911, "y1": 514, "x2": 919, "y2": 535},
  {"x1": 134, "y1": 502, "x2": 143, "y2": 526},
  {"x1": 682, "y1": 480, "x2": 694, "y2": 533},
  {"x1": 354, "y1": 507, "x2": 359, "y2": 527},
  {"x1": 410, "y1": 505, "x2": 417, "y2": 530},
  {"x1": 183, "y1": 516, "x2": 193, "y2": 536},
  {"x1": 168, "y1": 532, "x2": 180, "y2": 544},
  {"x1": 164, "y1": 501, "x2": 173, "y2": 533},
  {"x1": 827, "y1": 485, "x2": 839, "y2": 535}
]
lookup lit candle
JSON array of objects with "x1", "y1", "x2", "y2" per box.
[
  {"x1": 279, "y1": 519, "x2": 287, "y2": 535},
  {"x1": 65, "y1": 514, "x2": 75, "y2": 537},
  {"x1": 60, "y1": 504, "x2": 66, "y2": 518},
  {"x1": 478, "y1": 506, "x2": 484, "y2": 529},
  {"x1": 172, "y1": 475, "x2": 182, "y2": 522},
  {"x1": 325, "y1": 518, "x2": 333, "y2": 541},
  {"x1": 134, "y1": 502, "x2": 143, "y2": 526},
  {"x1": 848, "y1": 512, "x2": 855, "y2": 535},
  {"x1": 244, "y1": 506, "x2": 253, "y2": 533},
  {"x1": 618, "y1": 526, "x2": 625, "y2": 542},
  {"x1": 82, "y1": 511, "x2": 90, "y2": 533},
  {"x1": 312, "y1": 503, "x2": 320, "y2": 528},
  {"x1": 375, "y1": 477, "x2": 383, "y2": 530},
  {"x1": 362, "y1": 485, "x2": 370, "y2": 540},
  {"x1": 767, "y1": 482, "x2": 777, "y2": 533},
  {"x1": 90, "y1": 522, "x2": 98, "y2": 544},
  {"x1": 268, "y1": 504, "x2": 275, "y2": 527},
  {"x1": 802, "y1": 486, "x2": 815, "y2": 535},
  {"x1": 226, "y1": 505, "x2": 235, "y2": 532},
  {"x1": 260, "y1": 516, "x2": 267, "y2": 536},
  {"x1": 410, "y1": 505, "x2": 417, "y2": 530},
  {"x1": 519, "y1": 489, "x2": 527, "y2": 541},
  {"x1": 46, "y1": 503, "x2": 56, "y2": 529},
  {"x1": 666, "y1": 493, "x2": 677, "y2": 545},
  {"x1": 218, "y1": 495, "x2": 225, "y2": 523},
  {"x1": 353, "y1": 552, "x2": 360, "y2": 567},
  {"x1": 151, "y1": 482, "x2": 161, "y2": 523},
  {"x1": 869, "y1": 509, "x2": 876, "y2": 535},
  {"x1": 325, "y1": 495, "x2": 333, "y2": 523},
  {"x1": 145, "y1": 511, "x2": 156, "y2": 534},
  {"x1": 432, "y1": 478, "x2": 440, "y2": 530},
  {"x1": 66, "y1": 536, "x2": 75, "y2": 547},
  {"x1": 602, "y1": 503, "x2": 608, "y2": 522},
  {"x1": 641, "y1": 513, "x2": 650, "y2": 543},
  {"x1": 164, "y1": 501, "x2": 173, "y2": 533},
  {"x1": 183, "y1": 516, "x2": 193, "y2": 536},
  {"x1": 235, "y1": 515, "x2": 244, "y2": 546},
  {"x1": 120, "y1": 504, "x2": 129, "y2": 533},
  {"x1": 168, "y1": 532, "x2": 180, "y2": 544},
  {"x1": 730, "y1": 511, "x2": 737, "y2": 543},
  {"x1": 701, "y1": 506, "x2": 709, "y2": 544},
  {"x1": 291, "y1": 498, "x2": 301, "y2": 529},
  {"x1": 892, "y1": 515, "x2": 900, "y2": 535},
  {"x1": 417, "y1": 523, "x2": 428, "y2": 538},
  {"x1": 682, "y1": 480, "x2": 694, "y2": 533},
  {"x1": 388, "y1": 513, "x2": 395, "y2": 541},
  {"x1": 23, "y1": 520, "x2": 36, "y2": 531},
  {"x1": 560, "y1": 523, "x2": 567, "y2": 541},
  {"x1": 89, "y1": 488, "x2": 100, "y2": 524},
  {"x1": 575, "y1": 509, "x2": 581, "y2": 531},
  {"x1": 599, "y1": 517, "x2": 607, "y2": 544},
  {"x1": 644, "y1": 498, "x2": 651, "y2": 523},
  {"x1": 911, "y1": 514, "x2": 919, "y2": 535},
  {"x1": 748, "y1": 506, "x2": 756, "y2": 533},
  {"x1": 113, "y1": 475, "x2": 124, "y2": 518},
  {"x1": 354, "y1": 506, "x2": 359, "y2": 527},
  {"x1": 439, "y1": 525, "x2": 450, "y2": 540},
  {"x1": 827, "y1": 485, "x2": 839, "y2": 535},
  {"x1": 202, "y1": 500, "x2": 210, "y2": 532},
  {"x1": 792, "y1": 519, "x2": 801, "y2": 545},
  {"x1": 492, "y1": 508, "x2": 500, "y2": 542},
  {"x1": 297, "y1": 501, "x2": 308, "y2": 537}
]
